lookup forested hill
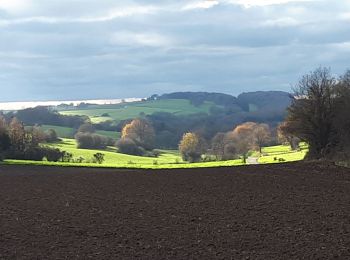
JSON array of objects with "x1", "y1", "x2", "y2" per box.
[{"x1": 157, "y1": 91, "x2": 292, "y2": 112}]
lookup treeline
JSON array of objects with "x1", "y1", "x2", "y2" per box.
[
  {"x1": 145, "y1": 109, "x2": 283, "y2": 149},
  {"x1": 6, "y1": 106, "x2": 88, "y2": 128},
  {"x1": 0, "y1": 116, "x2": 64, "y2": 161},
  {"x1": 280, "y1": 67, "x2": 350, "y2": 162},
  {"x1": 114, "y1": 117, "x2": 283, "y2": 163},
  {"x1": 0, "y1": 116, "x2": 106, "y2": 164},
  {"x1": 178, "y1": 122, "x2": 273, "y2": 162}
]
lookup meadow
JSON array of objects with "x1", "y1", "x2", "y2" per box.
[
  {"x1": 40, "y1": 125, "x2": 120, "y2": 140},
  {"x1": 3, "y1": 138, "x2": 307, "y2": 169},
  {"x1": 59, "y1": 99, "x2": 215, "y2": 123},
  {"x1": 258, "y1": 143, "x2": 308, "y2": 164}
]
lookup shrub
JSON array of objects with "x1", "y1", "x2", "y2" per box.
[
  {"x1": 75, "y1": 132, "x2": 109, "y2": 149},
  {"x1": 77, "y1": 122, "x2": 95, "y2": 133},
  {"x1": 62, "y1": 151, "x2": 73, "y2": 162},
  {"x1": 44, "y1": 148, "x2": 63, "y2": 162},
  {"x1": 151, "y1": 149, "x2": 161, "y2": 157},
  {"x1": 116, "y1": 138, "x2": 145, "y2": 156},
  {"x1": 24, "y1": 147, "x2": 46, "y2": 161},
  {"x1": 75, "y1": 156, "x2": 85, "y2": 163},
  {"x1": 93, "y1": 153, "x2": 105, "y2": 164},
  {"x1": 45, "y1": 129, "x2": 59, "y2": 143}
]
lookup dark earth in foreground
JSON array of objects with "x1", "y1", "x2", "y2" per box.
[{"x1": 0, "y1": 162, "x2": 349, "y2": 259}]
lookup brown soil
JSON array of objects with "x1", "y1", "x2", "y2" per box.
[{"x1": 0, "y1": 162, "x2": 349, "y2": 259}]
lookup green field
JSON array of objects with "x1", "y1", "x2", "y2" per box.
[
  {"x1": 3, "y1": 138, "x2": 308, "y2": 169},
  {"x1": 258, "y1": 143, "x2": 308, "y2": 164},
  {"x1": 40, "y1": 125, "x2": 75, "y2": 138},
  {"x1": 59, "y1": 99, "x2": 215, "y2": 123},
  {"x1": 5, "y1": 138, "x2": 244, "y2": 169},
  {"x1": 40, "y1": 125, "x2": 120, "y2": 140}
]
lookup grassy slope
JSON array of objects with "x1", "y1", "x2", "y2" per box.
[
  {"x1": 4, "y1": 138, "x2": 244, "y2": 169},
  {"x1": 3, "y1": 139, "x2": 307, "y2": 169},
  {"x1": 41, "y1": 125, "x2": 120, "y2": 140},
  {"x1": 59, "y1": 99, "x2": 215, "y2": 123},
  {"x1": 258, "y1": 143, "x2": 308, "y2": 164}
]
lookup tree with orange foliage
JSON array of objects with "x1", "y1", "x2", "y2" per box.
[
  {"x1": 230, "y1": 122, "x2": 256, "y2": 163},
  {"x1": 121, "y1": 118, "x2": 155, "y2": 150}
]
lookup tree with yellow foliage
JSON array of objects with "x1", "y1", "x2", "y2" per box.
[{"x1": 179, "y1": 132, "x2": 205, "y2": 162}]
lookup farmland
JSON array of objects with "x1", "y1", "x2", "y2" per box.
[{"x1": 0, "y1": 162, "x2": 349, "y2": 259}]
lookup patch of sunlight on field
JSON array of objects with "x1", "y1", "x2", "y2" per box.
[
  {"x1": 4, "y1": 158, "x2": 244, "y2": 169},
  {"x1": 43, "y1": 138, "x2": 181, "y2": 165},
  {"x1": 258, "y1": 143, "x2": 308, "y2": 164},
  {"x1": 59, "y1": 99, "x2": 214, "y2": 122},
  {"x1": 4, "y1": 138, "x2": 244, "y2": 169},
  {"x1": 3, "y1": 139, "x2": 308, "y2": 169}
]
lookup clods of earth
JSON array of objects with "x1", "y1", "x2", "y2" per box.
[{"x1": 0, "y1": 162, "x2": 349, "y2": 259}]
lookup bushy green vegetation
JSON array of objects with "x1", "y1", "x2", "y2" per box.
[
  {"x1": 59, "y1": 99, "x2": 215, "y2": 123},
  {"x1": 40, "y1": 125, "x2": 120, "y2": 140}
]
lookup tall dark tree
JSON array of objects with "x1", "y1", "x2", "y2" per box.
[
  {"x1": 333, "y1": 70, "x2": 350, "y2": 157},
  {"x1": 284, "y1": 67, "x2": 336, "y2": 159},
  {"x1": 0, "y1": 116, "x2": 11, "y2": 156}
]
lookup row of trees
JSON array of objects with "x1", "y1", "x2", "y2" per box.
[
  {"x1": 281, "y1": 67, "x2": 350, "y2": 161},
  {"x1": 0, "y1": 116, "x2": 64, "y2": 161},
  {"x1": 179, "y1": 122, "x2": 272, "y2": 163}
]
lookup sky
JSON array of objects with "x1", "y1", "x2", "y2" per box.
[{"x1": 0, "y1": 0, "x2": 349, "y2": 101}]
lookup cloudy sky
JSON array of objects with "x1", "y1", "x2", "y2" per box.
[{"x1": 0, "y1": 0, "x2": 349, "y2": 101}]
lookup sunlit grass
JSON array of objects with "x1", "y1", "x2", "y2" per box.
[
  {"x1": 258, "y1": 143, "x2": 308, "y2": 164},
  {"x1": 3, "y1": 139, "x2": 308, "y2": 169}
]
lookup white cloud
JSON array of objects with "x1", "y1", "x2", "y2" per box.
[
  {"x1": 225, "y1": 0, "x2": 317, "y2": 8},
  {"x1": 111, "y1": 31, "x2": 173, "y2": 47},
  {"x1": 339, "y1": 12, "x2": 350, "y2": 21},
  {"x1": 262, "y1": 17, "x2": 302, "y2": 27},
  {"x1": 0, "y1": 5, "x2": 157, "y2": 26},
  {"x1": 0, "y1": 0, "x2": 33, "y2": 14},
  {"x1": 183, "y1": 0, "x2": 219, "y2": 10}
]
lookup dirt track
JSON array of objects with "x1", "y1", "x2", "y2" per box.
[{"x1": 0, "y1": 162, "x2": 349, "y2": 259}]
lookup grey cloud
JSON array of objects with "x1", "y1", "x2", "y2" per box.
[{"x1": 0, "y1": 0, "x2": 349, "y2": 101}]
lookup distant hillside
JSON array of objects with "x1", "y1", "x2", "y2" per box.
[
  {"x1": 237, "y1": 91, "x2": 292, "y2": 112},
  {"x1": 158, "y1": 90, "x2": 292, "y2": 114},
  {"x1": 158, "y1": 92, "x2": 238, "y2": 107}
]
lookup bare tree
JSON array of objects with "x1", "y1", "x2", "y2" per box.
[
  {"x1": 9, "y1": 117, "x2": 26, "y2": 152},
  {"x1": 284, "y1": 67, "x2": 336, "y2": 159},
  {"x1": 211, "y1": 132, "x2": 226, "y2": 160},
  {"x1": 253, "y1": 123, "x2": 271, "y2": 153}
]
